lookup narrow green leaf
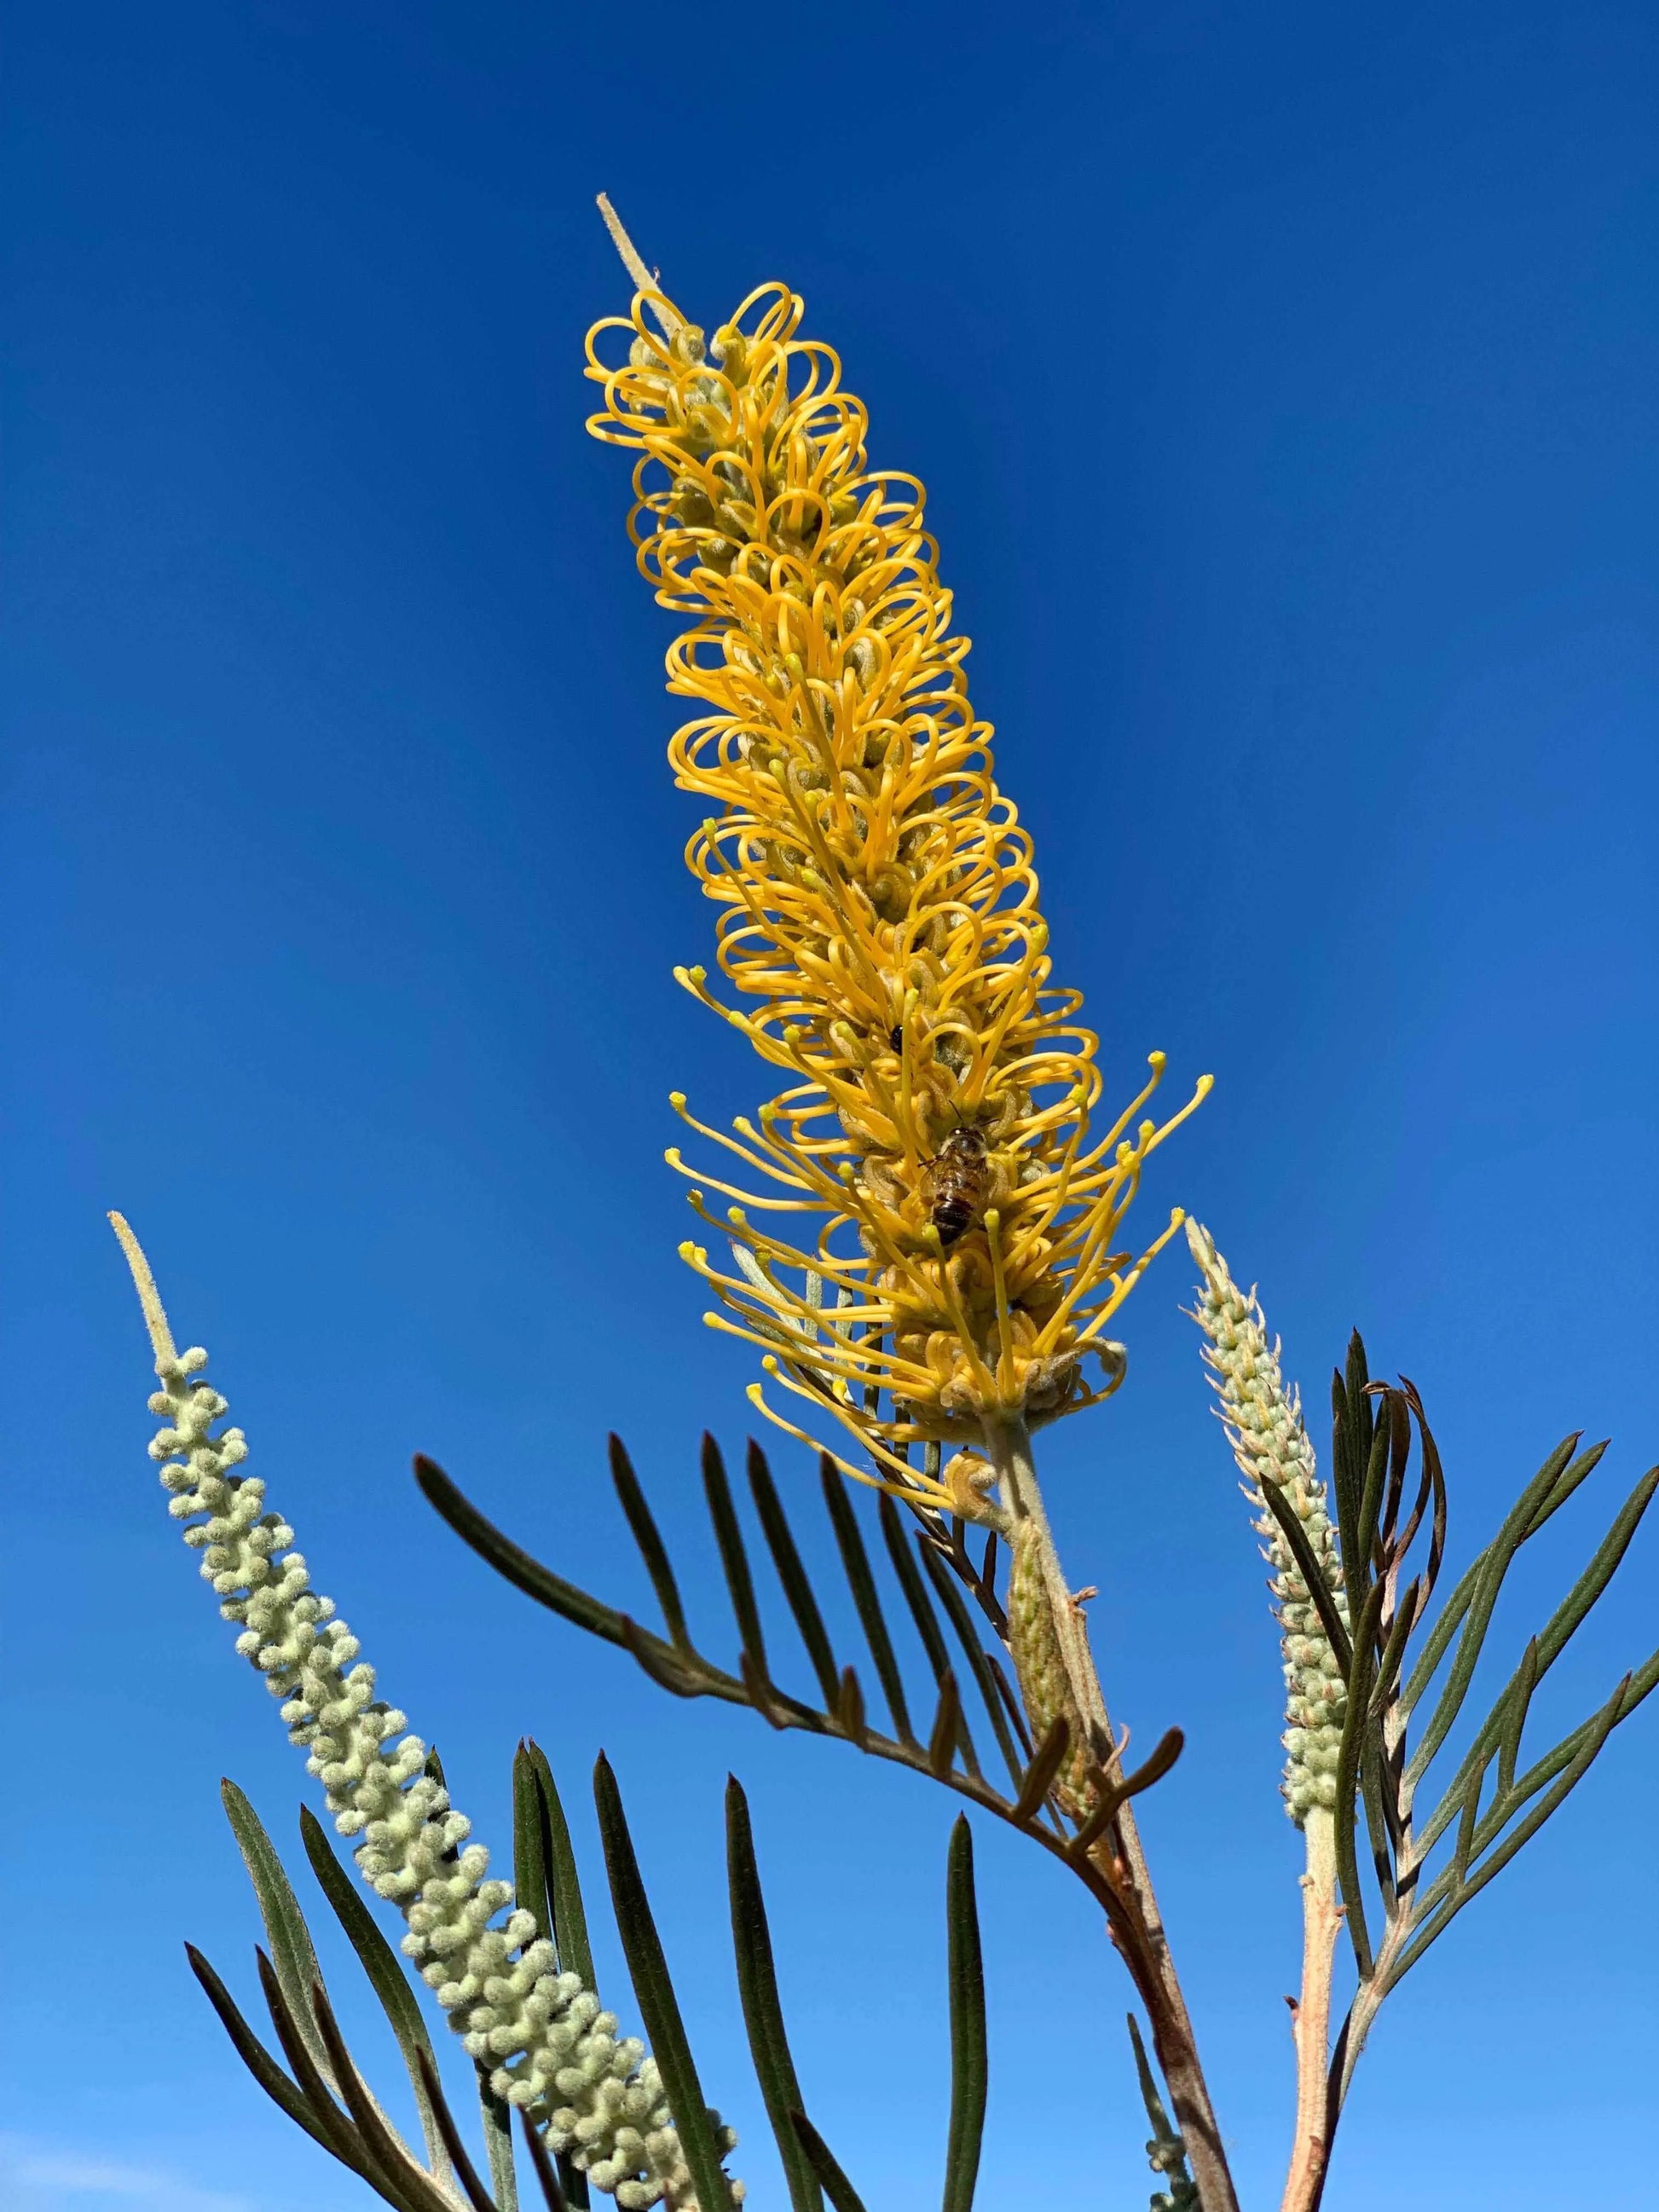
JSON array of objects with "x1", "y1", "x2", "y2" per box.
[
  {"x1": 513, "y1": 1745, "x2": 555, "y2": 1950},
  {"x1": 1496, "y1": 1637, "x2": 1541, "y2": 1800},
  {"x1": 748, "y1": 1441, "x2": 841, "y2": 1708},
  {"x1": 252, "y1": 1950, "x2": 428, "y2": 2212},
  {"x1": 789, "y1": 2114, "x2": 870, "y2": 2212},
  {"x1": 1414, "y1": 1463, "x2": 1659, "y2": 1840},
  {"x1": 416, "y1": 1455, "x2": 631, "y2": 1649},
  {"x1": 928, "y1": 1672, "x2": 964, "y2": 1778},
  {"x1": 1403, "y1": 1459, "x2": 1564, "y2": 1790},
  {"x1": 222, "y1": 1780, "x2": 332, "y2": 2086},
  {"x1": 878, "y1": 1490, "x2": 952, "y2": 1683},
  {"x1": 1451, "y1": 1760, "x2": 1483, "y2": 1884},
  {"x1": 1366, "y1": 1575, "x2": 1422, "y2": 1726},
  {"x1": 1524, "y1": 1435, "x2": 1604, "y2": 1540},
  {"x1": 308, "y1": 1980, "x2": 465, "y2": 2212},
  {"x1": 477, "y1": 2066, "x2": 518, "y2": 2212},
  {"x1": 1499, "y1": 1644, "x2": 1659, "y2": 1816},
  {"x1": 299, "y1": 1804, "x2": 452, "y2": 2183},
  {"x1": 1011, "y1": 1717, "x2": 1071, "y2": 1824},
  {"x1": 880, "y1": 1493, "x2": 980, "y2": 1776},
  {"x1": 942, "y1": 1817, "x2": 987, "y2": 2212},
  {"x1": 821, "y1": 1457, "x2": 914, "y2": 1743},
  {"x1": 518, "y1": 1748, "x2": 594, "y2": 2207},
  {"x1": 1387, "y1": 1672, "x2": 1631, "y2": 1989},
  {"x1": 522, "y1": 1741, "x2": 598, "y2": 1995},
  {"x1": 1329, "y1": 1334, "x2": 1370, "y2": 1599},
  {"x1": 725, "y1": 1776, "x2": 824, "y2": 2212},
  {"x1": 981, "y1": 1652, "x2": 1035, "y2": 1764},
  {"x1": 1257, "y1": 1476, "x2": 1352, "y2": 1677},
  {"x1": 408, "y1": 2047, "x2": 497, "y2": 2212},
  {"x1": 702, "y1": 1434, "x2": 770, "y2": 1678},
  {"x1": 1068, "y1": 1728, "x2": 1187, "y2": 1862},
  {"x1": 1119, "y1": 1727, "x2": 1186, "y2": 1804},
  {"x1": 916, "y1": 1535, "x2": 1026, "y2": 1792},
  {"x1": 1346, "y1": 1332, "x2": 1374, "y2": 1465},
  {"x1": 185, "y1": 1943, "x2": 370, "y2": 2179},
  {"x1": 593, "y1": 1754, "x2": 736, "y2": 2212},
  {"x1": 835, "y1": 1665, "x2": 869, "y2": 1747},
  {"x1": 1354, "y1": 1400, "x2": 1395, "y2": 1581},
  {"x1": 510, "y1": 1757, "x2": 590, "y2": 2200},
  {"x1": 1331, "y1": 1577, "x2": 1387, "y2": 1980},
  {"x1": 1531, "y1": 1467, "x2": 1659, "y2": 1678},
  {"x1": 610, "y1": 1435, "x2": 695, "y2": 1652},
  {"x1": 1125, "y1": 2013, "x2": 1175, "y2": 2144}
]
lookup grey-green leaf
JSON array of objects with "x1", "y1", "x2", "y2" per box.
[
  {"x1": 299, "y1": 1803, "x2": 454, "y2": 2183},
  {"x1": 942, "y1": 1816, "x2": 987, "y2": 2212},
  {"x1": 593, "y1": 1753, "x2": 736, "y2": 2212},
  {"x1": 725, "y1": 1776, "x2": 823, "y2": 2212}
]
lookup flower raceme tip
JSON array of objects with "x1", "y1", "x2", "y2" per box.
[{"x1": 585, "y1": 274, "x2": 1209, "y2": 1505}]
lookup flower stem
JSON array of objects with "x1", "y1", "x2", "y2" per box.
[
  {"x1": 981, "y1": 1415, "x2": 1240, "y2": 2212},
  {"x1": 1280, "y1": 1808, "x2": 1341, "y2": 2212}
]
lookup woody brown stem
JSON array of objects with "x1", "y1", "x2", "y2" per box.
[{"x1": 983, "y1": 1414, "x2": 1240, "y2": 2212}]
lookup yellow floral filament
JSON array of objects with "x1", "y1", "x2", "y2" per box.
[{"x1": 585, "y1": 255, "x2": 1210, "y2": 1505}]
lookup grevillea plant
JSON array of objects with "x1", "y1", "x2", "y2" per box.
[{"x1": 113, "y1": 205, "x2": 1659, "y2": 2212}]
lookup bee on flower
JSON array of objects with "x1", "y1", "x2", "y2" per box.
[{"x1": 585, "y1": 253, "x2": 1208, "y2": 1515}]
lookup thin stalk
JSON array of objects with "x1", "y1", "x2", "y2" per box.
[
  {"x1": 980, "y1": 1414, "x2": 1239, "y2": 2212},
  {"x1": 1279, "y1": 1810, "x2": 1341, "y2": 2212}
]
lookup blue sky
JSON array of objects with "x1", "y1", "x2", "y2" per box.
[{"x1": 4, "y1": 3, "x2": 1657, "y2": 2207}]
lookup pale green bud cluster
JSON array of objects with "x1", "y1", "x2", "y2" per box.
[
  {"x1": 1185, "y1": 1224, "x2": 1350, "y2": 1826},
  {"x1": 146, "y1": 1344, "x2": 738, "y2": 2210}
]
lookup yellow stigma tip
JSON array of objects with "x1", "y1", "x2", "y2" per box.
[{"x1": 669, "y1": 1091, "x2": 687, "y2": 1108}]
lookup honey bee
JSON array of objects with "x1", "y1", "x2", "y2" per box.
[{"x1": 922, "y1": 1124, "x2": 990, "y2": 1248}]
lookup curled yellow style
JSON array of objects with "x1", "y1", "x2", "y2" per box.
[{"x1": 585, "y1": 276, "x2": 1209, "y2": 1513}]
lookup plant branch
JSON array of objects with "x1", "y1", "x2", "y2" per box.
[
  {"x1": 980, "y1": 1413, "x2": 1239, "y2": 2212},
  {"x1": 1279, "y1": 1809, "x2": 1342, "y2": 2212}
]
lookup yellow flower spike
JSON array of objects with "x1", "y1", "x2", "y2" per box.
[{"x1": 587, "y1": 217, "x2": 1209, "y2": 1480}]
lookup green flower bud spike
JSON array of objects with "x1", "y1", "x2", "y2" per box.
[
  {"x1": 1184, "y1": 1220, "x2": 1345, "y2": 2212},
  {"x1": 109, "y1": 1212, "x2": 741, "y2": 2212}
]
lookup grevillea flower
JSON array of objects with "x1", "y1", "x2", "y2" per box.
[
  {"x1": 585, "y1": 265, "x2": 1208, "y2": 1510},
  {"x1": 1185, "y1": 1220, "x2": 1349, "y2": 1825},
  {"x1": 111, "y1": 1215, "x2": 737, "y2": 2212}
]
